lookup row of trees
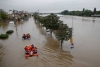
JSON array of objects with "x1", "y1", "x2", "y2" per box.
[
  {"x1": 0, "y1": 9, "x2": 8, "y2": 22},
  {"x1": 61, "y1": 8, "x2": 100, "y2": 16},
  {"x1": 33, "y1": 13, "x2": 72, "y2": 46}
]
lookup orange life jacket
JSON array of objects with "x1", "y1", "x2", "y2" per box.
[
  {"x1": 25, "y1": 34, "x2": 28, "y2": 38},
  {"x1": 26, "y1": 45, "x2": 32, "y2": 52},
  {"x1": 25, "y1": 45, "x2": 38, "y2": 58},
  {"x1": 27, "y1": 34, "x2": 30, "y2": 38},
  {"x1": 31, "y1": 46, "x2": 37, "y2": 51}
]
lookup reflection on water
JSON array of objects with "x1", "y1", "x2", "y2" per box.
[
  {"x1": 0, "y1": 23, "x2": 8, "y2": 30},
  {"x1": 35, "y1": 23, "x2": 47, "y2": 36}
]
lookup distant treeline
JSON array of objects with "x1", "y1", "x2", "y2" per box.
[{"x1": 60, "y1": 8, "x2": 100, "y2": 16}]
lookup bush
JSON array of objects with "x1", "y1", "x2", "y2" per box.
[
  {"x1": 6, "y1": 30, "x2": 14, "y2": 34},
  {"x1": 0, "y1": 34, "x2": 8, "y2": 39}
]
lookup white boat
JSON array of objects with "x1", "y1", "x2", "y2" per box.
[
  {"x1": 9, "y1": 21, "x2": 14, "y2": 26},
  {"x1": 9, "y1": 21, "x2": 14, "y2": 24}
]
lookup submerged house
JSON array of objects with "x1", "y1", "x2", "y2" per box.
[{"x1": 8, "y1": 10, "x2": 28, "y2": 21}]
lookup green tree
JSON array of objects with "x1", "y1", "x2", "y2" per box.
[
  {"x1": 44, "y1": 13, "x2": 60, "y2": 35},
  {"x1": 96, "y1": 11, "x2": 100, "y2": 14},
  {"x1": 55, "y1": 22, "x2": 72, "y2": 48},
  {"x1": 84, "y1": 10, "x2": 93, "y2": 16},
  {"x1": 1, "y1": 12, "x2": 8, "y2": 19},
  {"x1": 60, "y1": 9, "x2": 94, "y2": 17},
  {"x1": 61, "y1": 10, "x2": 69, "y2": 15},
  {"x1": 0, "y1": 10, "x2": 8, "y2": 21},
  {"x1": 33, "y1": 13, "x2": 73, "y2": 48},
  {"x1": 33, "y1": 13, "x2": 39, "y2": 22}
]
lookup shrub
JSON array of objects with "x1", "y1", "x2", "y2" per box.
[
  {"x1": 0, "y1": 34, "x2": 8, "y2": 39},
  {"x1": 6, "y1": 30, "x2": 14, "y2": 34}
]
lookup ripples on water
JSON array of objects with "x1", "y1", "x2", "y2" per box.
[{"x1": 0, "y1": 43, "x2": 6, "y2": 67}]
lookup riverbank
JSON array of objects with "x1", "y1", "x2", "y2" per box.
[{"x1": 60, "y1": 14, "x2": 100, "y2": 17}]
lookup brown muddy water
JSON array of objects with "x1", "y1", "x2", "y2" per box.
[{"x1": 0, "y1": 15, "x2": 100, "y2": 67}]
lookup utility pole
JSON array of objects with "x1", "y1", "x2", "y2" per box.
[
  {"x1": 70, "y1": 16, "x2": 74, "y2": 49},
  {"x1": 72, "y1": 16, "x2": 74, "y2": 46},
  {"x1": 72, "y1": 16, "x2": 73, "y2": 33}
]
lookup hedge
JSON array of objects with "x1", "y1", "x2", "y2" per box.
[
  {"x1": 0, "y1": 34, "x2": 8, "y2": 39},
  {"x1": 6, "y1": 30, "x2": 14, "y2": 34}
]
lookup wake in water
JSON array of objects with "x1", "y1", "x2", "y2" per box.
[
  {"x1": 20, "y1": 57, "x2": 38, "y2": 67},
  {"x1": 20, "y1": 57, "x2": 50, "y2": 67}
]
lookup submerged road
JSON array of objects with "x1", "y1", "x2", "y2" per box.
[{"x1": 0, "y1": 16, "x2": 100, "y2": 67}]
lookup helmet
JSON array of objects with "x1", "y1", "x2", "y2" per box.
[
  {"x1": 71, "y1": 43, "x2": 74, "y2": 45},
  {"x1": 31, "y1": 44, "x2": 34, "y2": 47}
]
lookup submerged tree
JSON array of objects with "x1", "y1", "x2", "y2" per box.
[
  {"x1": 61, "y1": 10, "x2": 69, "y2": 15},
  {"x1": 0, "y1": 9, "x2": 8, "y2": 22},
  {"x1": 33, "y1": 13, "x2": 73, "y2": 48},
  {"x1": 33, "y1": 13, "x2": 39, "y2": 22},
  {"x1": 55, "y1": 22, "x2": 72, "y2": 48},
  {"x1": 44, "y1": 13, "x2": 60, "y2": 35}
]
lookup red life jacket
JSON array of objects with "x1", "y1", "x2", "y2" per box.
[
  {"x1": 27, "y1": 34, "x2": 30, "y2": 38},
  {"x1": 25, "y1": 45, "x2": 32, "y2": 52},
  {"x1": 25, "y1": 34, "x2": 28, "y2": 38},
  {"x1": 31, "y1": 46, "x2": 37, "y2": 51}
]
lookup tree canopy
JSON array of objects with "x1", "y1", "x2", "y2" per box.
[
  {"x1": 60, "y1": 8, "x2": 100, "y2": 16},
  {"x1": 33, "y1": 13, "x2": 72, "y2": 45},
  {"x1": 0, "y1": 9, "x2": 8, "y2": 21},
  {"x1": 55, "y1": 22, "x2": 72, "y2": 45}
]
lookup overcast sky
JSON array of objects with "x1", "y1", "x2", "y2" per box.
[{"x1": 0, "y1": 0, "x2": 100, "y2": 13}]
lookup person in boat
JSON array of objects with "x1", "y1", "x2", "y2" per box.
[
  {"x1": 25, "y1": 46, "x2": 32, "y2": 57},
  {"x1": 25, "y1": 50, "x2": 31, "y2": 58},
  {"x1": 22, "y1": 34, "x2": 26, "y2": 39},
  {"x1": 30, "y1": 51, "x2": 33, "y2": 57},
  {"x1": 33, "y1": 49, "x2": 37, "y2": 54},
  {"x1": 31, "y1": 44, "x2": 37, "y2": 51},
  {"x1": 25, "y1": 50, "x2": 29, "y2": 54},
  {"x1": 24, "y1": 45, "x2": 31, "y2": 52},
  {"x1": 33, "y1": 49, "x2": 38, "y2": 56},
  {"x1": 24, "y1": 45, "x2": 28, "y2": 51},
  {"x1": 70, "y1": 43, "x2": 74, "y2": 49},
  {"x1": 27, "y1": 33, "x2": 30, "y2": 38},
  {"x1": 25, "y1": 34, "x2": 28, "y2": 39},
  {"x1": 25, "y1": 33, "x2": 30, "y2": 39}
]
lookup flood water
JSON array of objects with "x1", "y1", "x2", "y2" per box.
[{"x1": 0, "y1": 15, "x2": 100, "y2": 67}]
